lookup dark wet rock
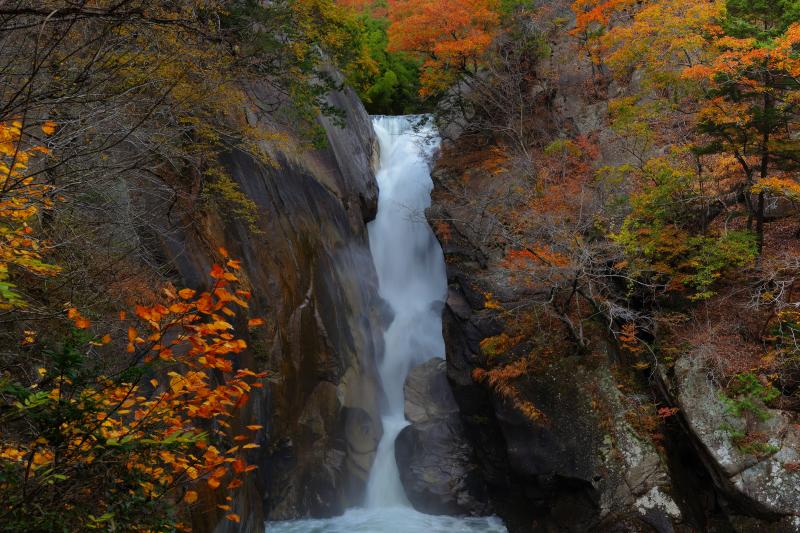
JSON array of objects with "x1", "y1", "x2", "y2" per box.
[
  {"x1": 438, "y1": 269, "x2": 682, "y2": 533},
  {"x1": 395, "y1": 358, "x2": 492, "y2": 516},
  {"x1": 135, "y1": 75, "x2": 385, "y2": 532}
]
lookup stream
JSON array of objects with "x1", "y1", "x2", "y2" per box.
[{"x1": 268, "y1": 116, "x2": 506, "y2": 532}]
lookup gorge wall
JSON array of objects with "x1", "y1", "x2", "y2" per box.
[
  {"x1": 134, "y1": 79, "x2": 385, "y2": 532},
  {"x1": 420, "y1": 2, "x2": 800, "y2": 532}
]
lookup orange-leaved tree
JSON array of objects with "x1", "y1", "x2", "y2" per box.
[
  {"x1": 685, "y1": 5, "x2": 800, "y2": 254},
  {"x1": 0, "y1": 251, "x2": 267, "y2": 531},
  {"x1": 387, "y1": 0, "x2": 501, "y2": 96},
  {"x1": 0, "y1": 120, "x2": 60, "y2": 308},
  {"x1": 571, "y1": 0, "x2": 636, "y2": 63}
]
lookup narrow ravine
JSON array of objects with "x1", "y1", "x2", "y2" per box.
[{"x1": 268, "y1": 116, "x2": 505, "y2": 532}]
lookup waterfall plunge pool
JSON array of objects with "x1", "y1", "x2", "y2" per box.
[
  {"x1": 267, "y1": 116, "x2": 507, "y2": 533},
  {"x1": 267, "y1": 507, "x2": 507, "y2": 533}
]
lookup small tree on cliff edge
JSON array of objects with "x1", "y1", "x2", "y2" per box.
[{"x1": 690, "y1": 0, "x2": 800, "y2": 255}]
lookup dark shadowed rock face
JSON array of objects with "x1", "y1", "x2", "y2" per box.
[
  {"x1": 437, "y1": 285, "x2": 681, "y2": 533},
  {"x1": 395, "y1": 358, "x2": 491, "y2": 516},
  {"x1": 134, "y1": 78, "x2": 384, "y2": 532}
]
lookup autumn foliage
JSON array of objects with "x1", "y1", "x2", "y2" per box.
[
  {"x1": 387, "y1": 0, "x2": 501, "y2": 95},
  {"x1": 0, "y1": 252, "x2": 267, "y2": 531},
  {"x1": 0, "y1": 121, "x2": 59, "y2": 308}
]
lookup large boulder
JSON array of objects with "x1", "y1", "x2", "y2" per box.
[
  {"x1": 671, "y1": 355, "x2": 800, "y2": 530},
  {"x1": 395, "y1": 358, "x2": 491, "y2": 516}
]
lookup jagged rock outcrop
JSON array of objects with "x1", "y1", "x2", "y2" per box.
[
  {"x1": 438, "y1": 280, "x2": 681, "y2": 532},
  {"x1": 132, "y1": 77, "x2": 384, "y2": 531},
  {"x1": 395, "y1": 358, "x2": 491, "y2": 516},
  {"x1": 665, "y1": 355, "x2": 800, "y2": 531}
]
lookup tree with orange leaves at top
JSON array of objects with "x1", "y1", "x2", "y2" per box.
[
  {"x1": 0, "y1": 250, "x2": 268, "y2": 531},
  {"x1": 688, "y1": 1, "x2": 800, "y2": 255},
  {"x1": 387, "y1": 0, "x2": 501, "y2": 96},
  {"x1": 0, "y1": 120, "x2": 60, "y2": 308},
  {"x1": 582, "y1": 0, "x2": 800, "y2": 258}
]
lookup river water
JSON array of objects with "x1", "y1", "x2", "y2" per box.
[{"x1": 268, "y1": 116, "x2": 506, "y2": 532}]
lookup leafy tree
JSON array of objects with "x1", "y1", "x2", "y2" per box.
[
  {"x1": 0, "y1": 257, "x2": 267, "y2": 531},
  {"x1": 0, "y1": 121, "x2": 59, "y2": 308},
  {"x1": 690, "y1": 1, "x2": 800, "y2": 253},
  {"x1": 580, "y1": 0, "x2": 800, "y2": 255},
  {"x1": 387, "y1": 0, "x2": 501, "y2": 96},
  {"x1": 346, "y1": 14, "x2": 425, "y2": 114}
]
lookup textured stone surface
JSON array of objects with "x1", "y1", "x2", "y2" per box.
[
  {"x1": 395, "y1": 359, "x2": 491, "y2": 516},
  {"x1": 673, "y1": 355, "x2": 800, "y2": 527},
  {"x1": 139, "y1": 77, "x2": 385, "y2": 532},
  {"x1": 430, "y1": 259, "x2": 681, "y2": 533}
]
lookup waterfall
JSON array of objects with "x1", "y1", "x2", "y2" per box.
[
  {"x1": 267, "y1": 116, "x2": 506, "y2": 532},
  {"x1": 365, "y1": 115, "x2": 447, "y2": 508}
]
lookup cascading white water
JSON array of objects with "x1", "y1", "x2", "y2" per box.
[
  {"x1": 268, "y1": 116, "x2": 506, "y2": 532},
  {"x1": 365, "y1": 115, "x2": 447, "y2": 508}
]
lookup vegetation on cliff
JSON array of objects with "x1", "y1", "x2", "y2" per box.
[
  {"x1": 395, "y1": 0, "x2": 800, "y2": 463},
  {"x1": 0, "y1": 0, "x2": 371, "y2": 530},
  {"x1": 4, "y1": 0, "x2": 800, "y2": 529}
]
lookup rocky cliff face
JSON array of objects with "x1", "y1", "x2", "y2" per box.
[
  {"x1": 433, "y1": 276, "x2": 681, "y2": 532},
  {"x1": 134, "y1": 79, "x2": 384, "y2": 531},
  {"x1": 423, "y1": 2, "x2": 800, "y2": 532}
]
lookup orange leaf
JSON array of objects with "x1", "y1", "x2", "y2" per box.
[
  {"x1": 208, "y1": 477, "x2": 220, "y2": 489},
  {"x1": 248, "y1": 318, "x2": 265, "y2": 328},
  {"x1": 178, "y1": 288, "x2": 196, "y2": 300},
  {"x1": 184, "y1": 490, "x2": 198, "y2": 504},
  {"x1": 226, "y1": 514, "x2": 240, "y2": 524},
  {"x1": 210, "y1": 264, "x2": 225, "y2": 279},
  {"x1": 41, "y1": 121, "x2": 57, "y2": 135}
]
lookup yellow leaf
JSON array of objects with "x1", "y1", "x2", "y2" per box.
[{"x1": 242, "y1": 443, "x2": 260, "y2": 449}]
